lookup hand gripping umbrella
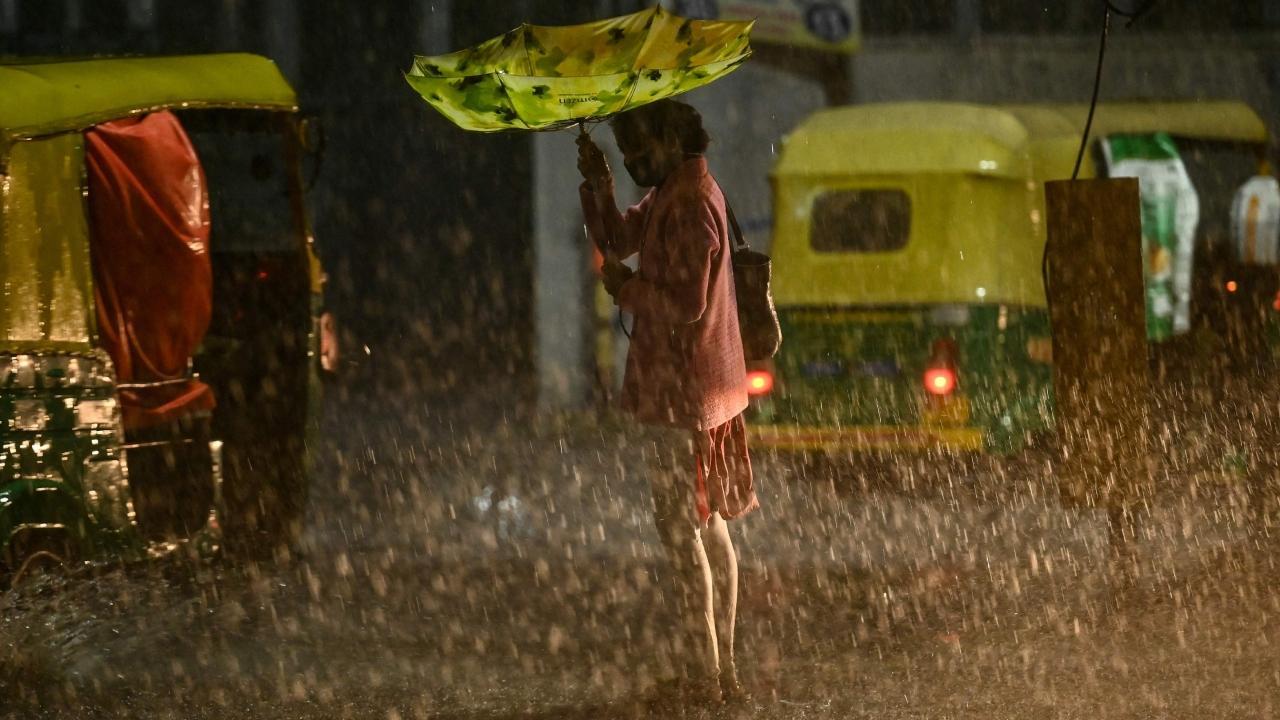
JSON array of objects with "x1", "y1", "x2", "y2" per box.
[{"x1": 404, "y1": 5, "x2": 753, "y2": 132}]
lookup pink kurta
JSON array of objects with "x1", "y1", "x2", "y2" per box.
[
  {"x1": 580, "y1": 156, "x2": 748, "y2": 432},
  {"x1": 582, "y1": 156, "x2": 757, "y2": 523}
]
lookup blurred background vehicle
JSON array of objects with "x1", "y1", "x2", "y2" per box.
[
  {"x1": 749, "y1": 101, "x2": 1278, "y2": 460},
  {"x1": 0, "y1": 54, "x2": 331, "y2": 581}
]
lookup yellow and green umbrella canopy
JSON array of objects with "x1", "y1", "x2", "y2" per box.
[{"x1": 405, "y1": 5, "x2": 753, "y2": 132}]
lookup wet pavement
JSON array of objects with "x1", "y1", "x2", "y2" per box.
[{"x1": 4, "y1": 385, "x2": 1280, "y2": 719}]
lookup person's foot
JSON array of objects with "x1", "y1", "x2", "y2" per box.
[
  {"x1": 719, "y1": 665, "x2": 747, "y2": 704},
  {"x1": 719, "y1": 675, "x2": 746, "y2": 703}
]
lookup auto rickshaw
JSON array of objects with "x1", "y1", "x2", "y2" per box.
[
  {"x1": 750, "y1": 101, "x2": 1276, "y2": 456},
  {"x1": 0, "y1": 54, "x2": 330, "y2": 581}
]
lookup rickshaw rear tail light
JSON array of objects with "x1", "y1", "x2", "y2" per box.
[
  {"x1": 746, "y1": 369, "x2": 774, "y2": 396},
  {"x1": 923, "y1": 338, "x2": 959, "y2": 397},
  {"x1": 924, "y1": 368, "x2": 957, "y2": 396}
]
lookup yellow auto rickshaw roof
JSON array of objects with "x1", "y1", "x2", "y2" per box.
[
  {"x1": 775, "y1": 101, "x2": 1268, "y2": 179},
  {"x1": 774, "y1": 103, "x2": 1033, "y2": 179},
  {"x1": 1002, "y1": 101, "x2": 1268, "y2": 144},
  {"x1": 0, "y1": 53, "x2": 298, "y2": 145}
]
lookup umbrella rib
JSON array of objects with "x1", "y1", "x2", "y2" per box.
[
  {"x1": 617, "y1": 67, "x2": 642, "y2": 117},
  {"x1": 519, "y1": 22, "x2": 535, "y2": 77},
  {"x1": 507, "y1": 22, "x2": 535, "y2": 130},
  {"x1": 491, "y1": 71, "x2": 532, "y2": 130}
]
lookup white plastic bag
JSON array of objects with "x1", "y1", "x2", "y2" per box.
[{"x1": 1231, "y1": 175, "x2": 1280, "y2": 265}]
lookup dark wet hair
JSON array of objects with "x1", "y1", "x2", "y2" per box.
[{"x1": 610, "y1": 99, "x2": 711, "y2": 155}]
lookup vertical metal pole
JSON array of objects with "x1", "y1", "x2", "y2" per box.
[{"x1": 533, "y1": 132, "x2": 591, "y2": 409}]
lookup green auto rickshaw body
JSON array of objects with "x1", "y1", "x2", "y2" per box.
[
  {"x1": 0, "y1": 54, "x2": 326, "y2": 574},
  {"x1": 754, "y1": 101, "x2": 1269, "y2": 455}
]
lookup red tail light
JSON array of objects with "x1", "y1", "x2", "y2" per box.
[
  {"x1": 923, "y1": 338, "x2": 958, "y2": 397},
  {"x1": 1226, "y1": 280, "x2": 1239, "y2": 293},
  {"x1": 746, "y1": 369, "x2": 774, "y2": 396},
  {"x1": 924, "y1": 367, "x2": 956, "y2": 396}
]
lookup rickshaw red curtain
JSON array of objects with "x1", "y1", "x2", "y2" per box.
[{"x1": 85, "y1": 111, "x2": 216, "y2": 429}]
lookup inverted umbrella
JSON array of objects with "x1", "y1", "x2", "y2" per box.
[{"x1": 404, "y1": 5, "x2": 753, "y2": 132}]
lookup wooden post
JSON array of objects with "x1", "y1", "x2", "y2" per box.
[{"x1": 1044, "y1": 179, "x2": 1152, "y2": 546}]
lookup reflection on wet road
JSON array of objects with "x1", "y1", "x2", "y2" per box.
[{"x1": 4, "y1": 387, "x2": 1280, "y2": 719}]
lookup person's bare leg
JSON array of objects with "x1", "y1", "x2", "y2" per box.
[
  {"x1": 689, "y1": 526, "x2": 720, "y2": 677},
  {"x1": 652, "y1": 482, "x2": 719, "y2": 682},
  {"x1": 702, "y1": 512, "x2": 739, "y2": 691},
  {"x1": 648, "y1": 433, "x2": 721, "y2": 696}
]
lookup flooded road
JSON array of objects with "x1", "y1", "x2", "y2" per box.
[{"x1": 4, "y1": 384, "x2": 1280, "y2": 719}]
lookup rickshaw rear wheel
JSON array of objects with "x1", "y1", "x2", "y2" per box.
[{"x1": 5, "y1": 529, "x2": 76, "y2": 588}]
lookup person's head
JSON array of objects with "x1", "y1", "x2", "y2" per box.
[{"x1": 609, "y1": 99, "x2": 710, "y2": 187}]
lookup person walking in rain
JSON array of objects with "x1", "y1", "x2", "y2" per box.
[{"x1": 576, "y1": 99, "x2": 760, "y2": 704}]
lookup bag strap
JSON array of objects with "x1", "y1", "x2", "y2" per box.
[
  {"x1": 712, "y1": 177, "x2": 749, "y2": 253},
  {"x1": 725, "y1": 201, "x2": 750, "y2": 254}
]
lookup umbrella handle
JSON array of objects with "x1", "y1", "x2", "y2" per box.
[
  {"x1": 585, "y1": 223, "x2": 619, "y2": 266},
  {"x1": 578, "y1": 121, "x2": 615, "y2": 264}
]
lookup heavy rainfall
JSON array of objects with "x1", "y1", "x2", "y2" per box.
[{"x1": 3, "y1": 1, "x2": 1280, "y2": 718}]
